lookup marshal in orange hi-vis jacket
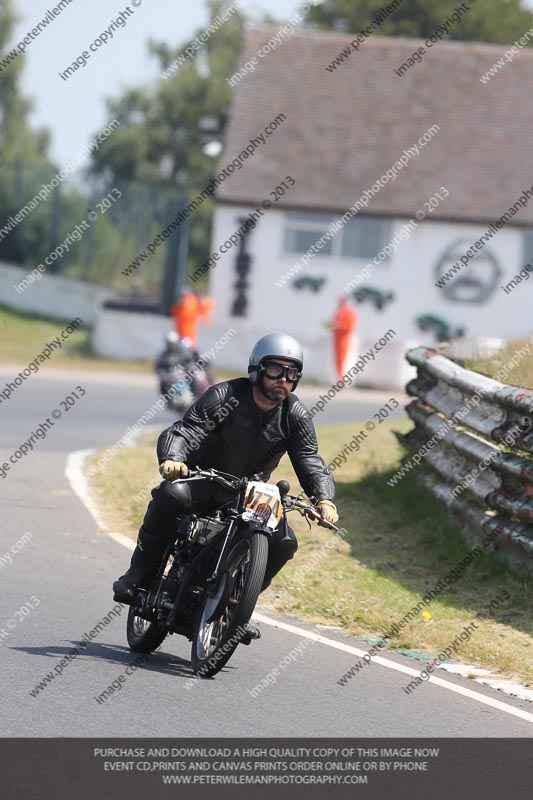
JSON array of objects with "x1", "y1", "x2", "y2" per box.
[
  {"x1": 171, "y1": 291, "x2": 215, "y2": 346},
  {"x1": 329, "y1": 298, "x2": 359, "y2": 380}
]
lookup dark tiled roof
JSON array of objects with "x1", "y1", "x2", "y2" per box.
[{"x1": 217, "y1": 25, "x2": 533, "y2": 225}]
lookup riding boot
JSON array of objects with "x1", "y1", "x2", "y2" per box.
[{"x1": 113, "y1": 525, "x2": 170, "y2": 601}]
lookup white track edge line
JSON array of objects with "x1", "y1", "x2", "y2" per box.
[{"x1": 251, "y1": 613, "x2": 533, "y2": 724}]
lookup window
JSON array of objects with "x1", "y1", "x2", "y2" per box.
[
  {"x1": 283, "y1": 212, "x2": 390, "y2": 261},
  {"x1": 283, "y1": 215, "x2": 335, "y2": 256},
  {"x1": 341, "y1": 217, "x2": 390, "y2": 259}
]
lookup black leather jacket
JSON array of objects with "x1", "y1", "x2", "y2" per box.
[{"x1": 157, "y1": 378, "x2": 335, "y2": 503}]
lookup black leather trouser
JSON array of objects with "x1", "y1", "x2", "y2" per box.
[{"x1": 137, "y1": 479, "x2": 298, "y2": 590}]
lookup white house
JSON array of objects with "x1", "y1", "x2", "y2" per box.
[{"x1": 203, "y1": 25, "x2": 533, "y2": 388}]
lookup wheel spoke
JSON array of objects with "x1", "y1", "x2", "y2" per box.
[
  {"x1": 192, "y1": 534, "x2": 267, "y2": 674},
  {"x1": 196, "y1": 541, "x2": 251, "y2": 658},
  {"x1": 126, "y1": 553, "x2": 172, "y2": 653},
  {"x1": 132, "y1": 615, "x2": 150, "y2": 636}
]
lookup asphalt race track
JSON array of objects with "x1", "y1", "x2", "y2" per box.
[{"x1": 1, "y1": 367, "x2": 532, "y2": 737}]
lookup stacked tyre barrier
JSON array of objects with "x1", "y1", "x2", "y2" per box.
[{"x1": 401, "y1": 347, "x2": 533, "y2": 574}]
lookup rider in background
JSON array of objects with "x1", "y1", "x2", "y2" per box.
[
  {"x1": 155, "y1": 332, "x2": 192, "y2": 395},
  {"x1": 114, "y1": 332, "x2": 338, "y2": 637},
  {"x1": 156, "y1": 332, "x2": 213, "y2": 398}
]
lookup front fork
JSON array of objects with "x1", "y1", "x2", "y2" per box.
[
  {"x1": 207, "y1": 520, "x2": 273, "y2": 585},
  {"x1": 204, "y1": 522, "x2": 271, "y2": 625},
  {"x1": 207, "y1": 519, "x2": 238, "y2": 586}
]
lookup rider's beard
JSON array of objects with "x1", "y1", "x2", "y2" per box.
[{"x1": 259, "y1": 380, "x2": 292, "y2": 402}]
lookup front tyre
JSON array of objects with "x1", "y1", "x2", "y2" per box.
[
  {"x1": 191, "y1": 531, "x2": 268, "y2": 677},
  {"x1": 167, "y1": 394, "x2": 189, "y2": 413}
]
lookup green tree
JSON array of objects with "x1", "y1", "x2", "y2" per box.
[
  {"x1": 0, "y1": 0, "x2": 125, "y2": 279},
  {"x1": 306, "y1": 0, "x2": 533, "y2": 44},
  {"x1": 0, "y1": 0, "x2": 52, "y2": 263},
  {"x1": 0, "y1": 0, "x2": 50, "y2": 162},
  {"x1": 90, "y1": 0, "x2": 245, "y2": 292},
  {"x1": 0, "y1": 0, "x2": 92, "y2": 272}
]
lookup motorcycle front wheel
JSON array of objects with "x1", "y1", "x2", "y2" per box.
[
  {"x1": 190, "y1": 531, "x2": 268, "y2": 677},
  {"x1": 166, "y1": 392, "x2": 191, "y2": 413}
]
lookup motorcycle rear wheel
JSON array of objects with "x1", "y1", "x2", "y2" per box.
[
  {"x1": 126, "y1": 609, "x2": 168, "y2": 653},
  {"x1": 190, "y1": 531, "x2": 268, "y2": 677},
  {"x1": 126, "y1": 555, "x2": 173, "y2": 653}
]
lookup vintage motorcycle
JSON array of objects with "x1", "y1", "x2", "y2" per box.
[{"x1": 123, "y1": 467, "x2": 340, "y2": 677}]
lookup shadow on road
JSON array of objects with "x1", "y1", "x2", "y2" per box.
[{"x1": 14, "y1": 639, "x2": 241, "y2": 684}]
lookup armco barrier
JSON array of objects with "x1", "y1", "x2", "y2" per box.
[{"x1": 399, "y1": 346, "x2": 533, "y2": 574}]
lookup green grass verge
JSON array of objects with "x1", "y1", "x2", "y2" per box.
[
  {"x1": 0, "y1": 305, "x2": 152, "y2": 373},
  {"x1": 90, "y1": 417, "x2": 533, "y2": 685},
  {"x1": 463, "y1": 336, "x2": 533, "y2": 389}
]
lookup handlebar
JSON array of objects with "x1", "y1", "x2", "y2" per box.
[
  {"x1": 283, "y1": 494, "x2": 342, "y2": 533},
  {"x1": 172, "y1": 467, "x2": 246, "y2": 492},
  {"x1": 173, "y1": 468, "x2": 341, "y2": 532}
]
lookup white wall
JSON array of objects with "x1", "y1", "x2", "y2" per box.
[
  {"x1": 92, "y1": 308, "x2": 173, "y2": 359},
  {"x1": 210, "y1": 205, "x2": 530, "y2": 339},
  {"x1": 203, "y1": 203, "x2": 532, "y2": 388},
  {"x1": 0, "y1": 262, "x2": 116, "y2": 324}
]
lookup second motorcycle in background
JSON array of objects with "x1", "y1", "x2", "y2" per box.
[{"x1": 156, "y1": 332, "x2": 213, "y2": 413}]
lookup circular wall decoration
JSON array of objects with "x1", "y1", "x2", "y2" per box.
[{"x1": 434, "y1": 239, "x2": 502, "y2": 304}]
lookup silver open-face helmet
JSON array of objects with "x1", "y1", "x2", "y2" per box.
[{"x1": 248, "y1": 332, "x2": 304, "y2": 390}]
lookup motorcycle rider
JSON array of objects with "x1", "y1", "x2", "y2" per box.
[
  {"x1": 155, "y1": 332, "x2": 192, "y2": 396},
  {"x1": 114, "y1": 333, "x2": 339, "y2": 640},
  {"x1": 180, "y1": 336, "x2": 215, "y2": 388},
  {"x1": 156, "y1": 332, "x2": 213, "y2": 399}
]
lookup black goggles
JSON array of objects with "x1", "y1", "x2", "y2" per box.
[{"x1": 261, "y1": 361, "x2": 301, "y2": 382}]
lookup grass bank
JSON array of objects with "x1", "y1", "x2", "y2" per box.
[
  {"x1": 463, "y1": 336, "x2": 533, "y2": 389},
  {"x1": 0, "y1": 305, "x2": 152, "y2": 373}
]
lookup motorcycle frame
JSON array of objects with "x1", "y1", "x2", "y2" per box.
[{"x1": 164, "y1": 482, "x2": 272, "y2": 635}]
